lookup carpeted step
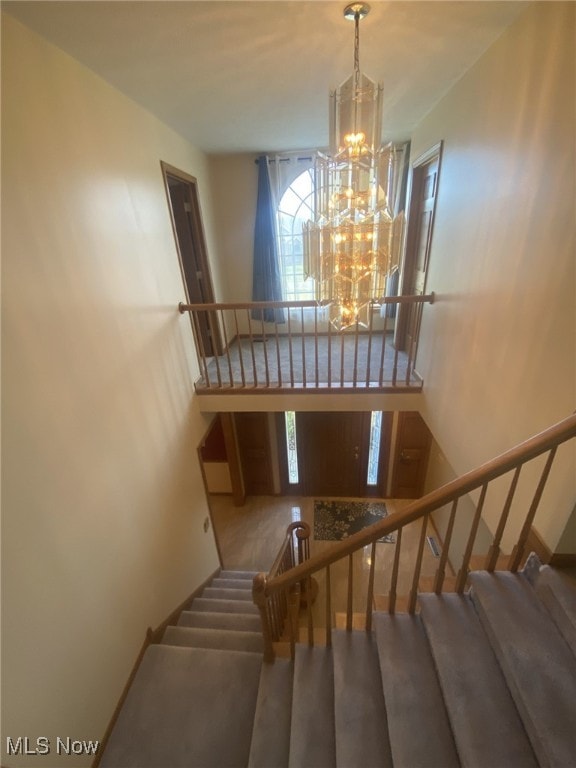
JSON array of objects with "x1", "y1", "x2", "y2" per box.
[
  {"x1": 220, "y1": 569, "x2": 259, "y2": 580},
  {"x1": 100, "y1": 645, "x2": 262, "y2": 768},
  {"x1": 202, "y1": 586, "x2": 253, "y2": 601},
  {"x1": 373, "y1": 612, "x2": 459, "y2": 768},
  {"x1": 532, "y1": 565, "x2": 576, "y2": 652},
  {"x1": 189, "y1": 597, "x2": 259, "y2": 614},
  {"x1": 332, "y1": 629, "x2": 393, "y2": 768},
  {"x1": 178, "y1": 609, "x2": 261, "y2": 633},
  {"x1": 162, "y1": 625, "x2": 263, "y2": 653},
  {"x1": 248, "y1": 659, "x2": 294, "y2": 768},
  {"x1": 289, "y1": 645, "x2": 336, "y2": 768},
  {"x1": 419, "y1": 593, "x2": 538, "y2": 767},
  {"x1": 470, "y1": 571, "x2": 576, "y2": 767},
  {"x1": 211, "y1": 577, "x2": 256, "y2": 591}
]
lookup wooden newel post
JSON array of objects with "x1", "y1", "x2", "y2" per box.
[{"x1": 252, "y1": 572, "x2": 275, "y2": 663}]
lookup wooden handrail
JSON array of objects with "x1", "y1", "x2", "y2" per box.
[
  {"x1": 263, "y1": 413, "x2": 576, "y2": 597},
  {"x1": 267, "y1": 522, "x2": 310, "y2": 580},
  {"x1": 178, "y1": 294, "x2": 435, "y2": 313}
]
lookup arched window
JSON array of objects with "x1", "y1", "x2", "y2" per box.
[{"x1": 276, "y1": 169, "x2": 316, "y2": 302}]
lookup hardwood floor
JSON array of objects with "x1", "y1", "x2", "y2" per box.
[{"x1": 210, "y1": 494, "x2": 446, "y2": 629}]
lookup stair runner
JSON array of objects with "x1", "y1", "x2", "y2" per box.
[{"x1": 100, "y1": 562, "x2": 576, "y2": 768}]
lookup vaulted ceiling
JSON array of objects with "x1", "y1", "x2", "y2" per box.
[{"x1": 4, "y1": 1, "x2": 528, "y2": 153}]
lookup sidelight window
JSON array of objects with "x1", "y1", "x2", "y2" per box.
[
  {"x1": 367, "y1": 411, "x2": 383, "y2": 486},
  {"x1": 284, "y1": 411, "x2": 299, "y2": 484}
]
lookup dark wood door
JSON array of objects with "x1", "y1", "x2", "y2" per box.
[
  {"x1": 162, "y1": 162, "x2": 221, "y2": 356},
  {"x1": 296, "y1": 412, "x2": 370, "y2": 497},
  {"x1": 235, "y1": 412, "x2": 273, "y2": 496},
  {"x1": 391, "y1": 412, "x2": 432, "y2": 498},
  {"x1": 396, "y1": 145, "x2": 441, "y2": 354}
]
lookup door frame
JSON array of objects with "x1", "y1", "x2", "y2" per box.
[
  {"x1": 395, "y1": 141, "x2": 443, "y2": 352},
  {"x1": 161, "y1": 161, "x2": 222, "y2": 355},
  {"x1": 277, "y1": 411, "x2": 392, "y2": 498}
]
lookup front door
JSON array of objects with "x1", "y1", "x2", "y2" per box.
[{"x1": 296, "y1": 412, "x2": 370, "y2": 497}]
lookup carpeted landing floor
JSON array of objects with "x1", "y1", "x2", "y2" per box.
[{"x1": 198, "y1": 333, "x2": 418, "y2": 389}]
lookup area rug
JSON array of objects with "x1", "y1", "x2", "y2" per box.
[{"x1": 313, "y1": 500, "x2": 396, "y2": 543}]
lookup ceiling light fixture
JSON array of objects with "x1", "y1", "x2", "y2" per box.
[{"x1": 303, "y1": 2, "x2": 396, "y2": 331}]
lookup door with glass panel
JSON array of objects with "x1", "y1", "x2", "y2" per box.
[{"x1": 279, "y1": 411, "x2": 391, "y2": 497}]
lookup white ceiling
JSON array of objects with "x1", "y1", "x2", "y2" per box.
[{"x1": 4, "y1": 0, "x2": 529, "y2": 154}]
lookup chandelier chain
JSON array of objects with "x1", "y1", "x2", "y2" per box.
[{"x1": 354, "y1": 11, "x2": 360, "y2": 73}]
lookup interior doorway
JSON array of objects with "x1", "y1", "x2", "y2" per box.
[
  {"x1": 396, "y1": 142, "x2": 443, "y2": 355},
  {"x1": 390, "y1": 412, "x2": 433, "y2": 498},
  {"x1": 161, "y1": 161, "x2": 221, "y2": 356}
]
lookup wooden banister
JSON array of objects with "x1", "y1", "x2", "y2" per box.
[
  {"x1": 178, "y1": 294, "x2": 436, "y2": 313},
  {"x1": 252, "y1": 521, "x2": 311, "y2": 661},
  {"x1": 179, "y1": 294, "x2": 435, "y2": 392},
  {"x1": 263, "y1": 413, "x2": 576, "y2": 597}
]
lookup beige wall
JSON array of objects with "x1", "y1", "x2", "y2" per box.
[
  {"x1": 413, "y1": 2, "x2": 575, "y2": 552},
  {"x1": 209, "y1": 153, "x2": 258, "y2": 302},
  {"x1": 2, "y1": 15, "x2": 221, "y2": 767}
]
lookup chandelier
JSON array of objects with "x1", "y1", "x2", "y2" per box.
[{"x1": 303, "y1": 2, "x2": 396, "y2": 331}]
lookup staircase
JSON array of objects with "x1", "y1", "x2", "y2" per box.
[{"x1": 99, "y1": 559, "x2": 576, "y2": 768}]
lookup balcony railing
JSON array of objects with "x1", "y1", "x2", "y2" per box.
[{"x1": 178, "y1": 294, "x2": 435, "y2": 393}]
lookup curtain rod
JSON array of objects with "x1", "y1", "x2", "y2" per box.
[
  {"x1": 255, "y1": 155, "x2": 314, "y2": 164},
  {"x1": 255, "y1": 143, "x2": 408, "y2": 164}
]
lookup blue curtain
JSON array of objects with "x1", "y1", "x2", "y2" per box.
[{"x1": 252, "y1": 155, "x2": 285, "y2": 324}]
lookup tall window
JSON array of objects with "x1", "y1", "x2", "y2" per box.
[{"x1": 277, "y1": 169, "x2": 315, "y2": 302}]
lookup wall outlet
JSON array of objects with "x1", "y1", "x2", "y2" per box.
[{"x1": 203, "y1": 516, "x2": 210, "y2": 533}]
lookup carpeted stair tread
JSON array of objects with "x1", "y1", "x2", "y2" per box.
[
  {"x1": 202, "y1": 586, "x2": 253, "y2": 601},
  {"x1": 469, "y1": 571, "x2": 576, "y2": 767},
  {"x1": 373, "y1": 612, "x2": 459, "y2": 768},
  {"x1": 332, "y1": 629, "x2": 393, "y2": 768},
  {"x1": 220, "y1": 569, "x2": 259, "y2": 580},
  {"x1": 100, "y1": 644, "x2": 262, "y2": 768},
  {"x1": 419, "y1": 593, "x2": 538, "y2": 767},
  {"x1": 178, "y1": 610, "x2": 261, "y2": 632},
  {"x1": 533, "y1": 565, "x2": 576, "y2": 652},
  {"x1": 248, "y1": 659, "x2": 294, "y2": 768},
  {"x1": 289, "y1": 645, "x2": 336, "y2": 768},
  {"x1": 190, "y1": 597, "x2": 259, "y2": 614},
  {"x1": 212, "y1": 577, "x2": 256, "y2": 590},
  {"x1": 162, "y1": 625, "x2": 263, "y2": 653}
]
